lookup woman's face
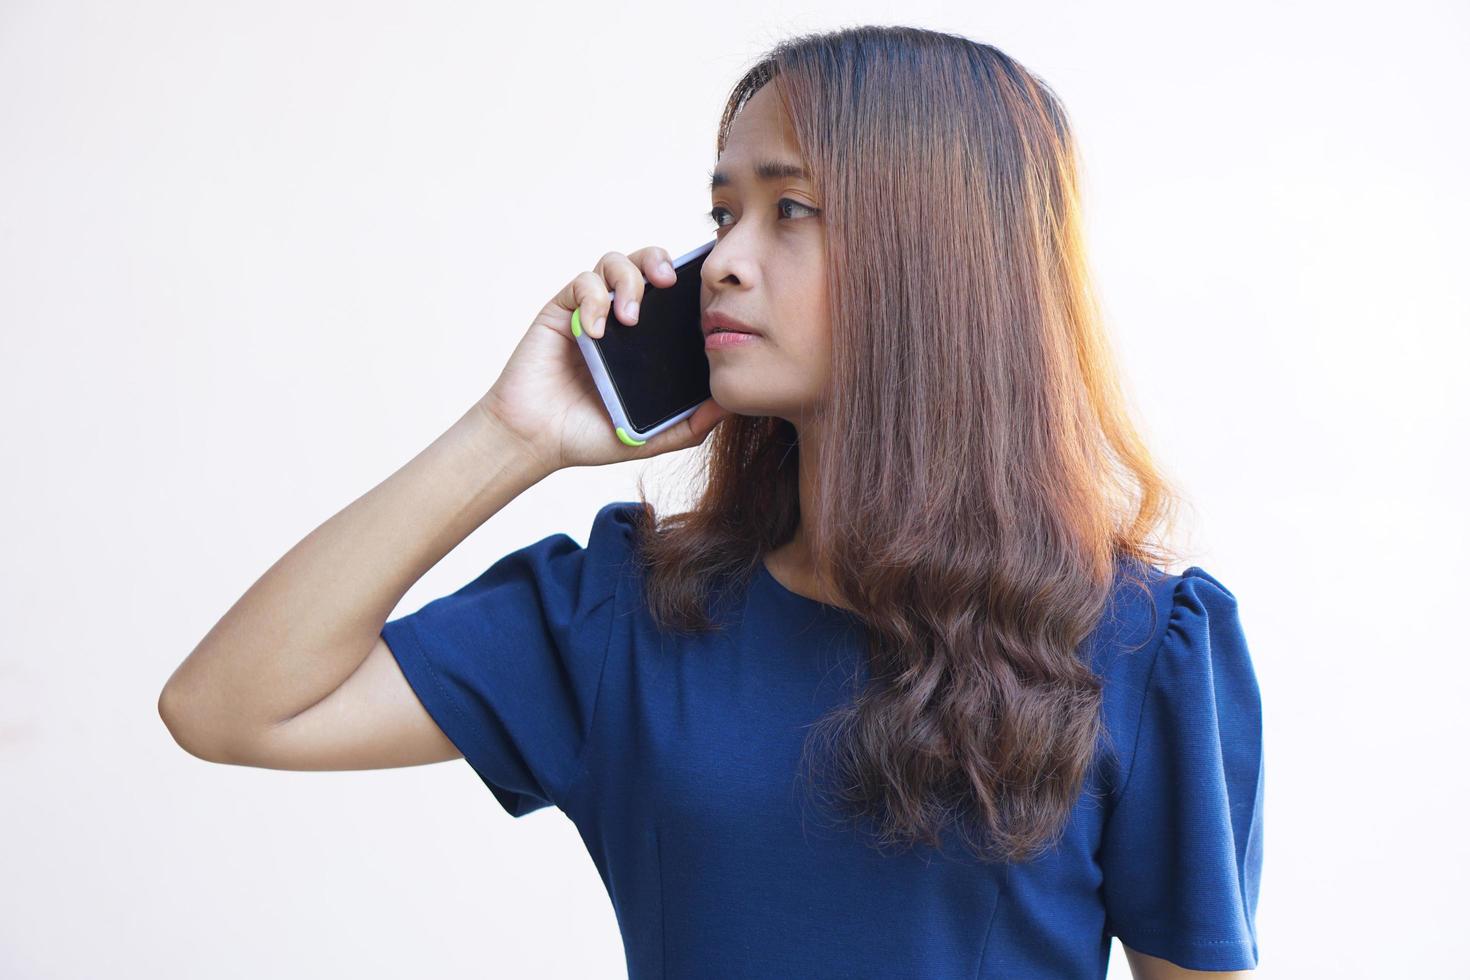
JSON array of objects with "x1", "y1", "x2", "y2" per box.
[{"x1": 700, "y1": 83, "x2": 830, "y2": 426}]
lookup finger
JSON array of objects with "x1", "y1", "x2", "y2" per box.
[
  {"x1": 641, "y1": 398, "x2": 731, "y2": 456},
  {"x1": 597, "y1": 247, "x2": 677, "y2": 329},
  {"x1": 594, "y1": 251, "x2": 645, "y2": 328},
  {"x1": 690, "y1": 397, "x2": 733, "y2": 436},
  {"x1": 559, "y1": 270, "x2": 611, "y2": 339},
  {"x1": 630, "y1": 245, "x2": 678, "y2": 290}
]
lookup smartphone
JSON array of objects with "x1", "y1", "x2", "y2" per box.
[{"x1": 571, "y1": 238, "x2": 717, "y2": 445}]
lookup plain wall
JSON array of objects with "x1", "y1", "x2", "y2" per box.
[{"x1": 2, "y1": 1, "x2": 1466, "y2": 977}]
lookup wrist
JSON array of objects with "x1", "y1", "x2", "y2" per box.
[{"x1": 456, "y1": 401, "x2": 557, "y2": 486}]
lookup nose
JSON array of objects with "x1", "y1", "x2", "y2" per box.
[{"x1": 700, "y1": 237, "x2": 754, "y2": 293}]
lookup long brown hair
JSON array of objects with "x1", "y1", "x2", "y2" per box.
[{"x1": 626, "y1": 25, "x2": 1189, "y2": 864}]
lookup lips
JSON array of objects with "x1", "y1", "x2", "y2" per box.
[{"x1": 701, "y1": 309, "x2": 762, "y2": 337}]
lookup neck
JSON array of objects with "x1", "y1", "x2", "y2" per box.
[{"x1": 765, "y1": 413, "x2": 851, "y2": 609}]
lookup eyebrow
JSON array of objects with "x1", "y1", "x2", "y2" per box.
[{"x1": 708, "y1": 158, "x2": 811, "y2": 192}]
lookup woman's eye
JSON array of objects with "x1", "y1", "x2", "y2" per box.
[
  {"x1": 777, "y1": 198, "x2": 819, "y2": 219},
  {"x1": 707, "y1": 199, "x2": 820, "y2": 228}
]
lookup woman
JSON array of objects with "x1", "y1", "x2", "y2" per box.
[{"x1": 160, "y1": 25, "x2": 1263, "y2": 979}]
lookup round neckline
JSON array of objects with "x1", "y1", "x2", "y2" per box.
[{"x1": 757, "y1": 555, "x2": 861, "y2": 620}]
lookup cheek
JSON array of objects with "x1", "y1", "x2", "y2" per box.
[
  {"x1": 802, "y1": 280, "x2": 830, "y2": 359},
  {"x1": 764, "y1": 250, "x2": 829, "y2": 366},
  {"x1": 788, "y1": 257, "x2": 828, "y2": 345},
  {"x1": 800, "y1": 319, "x2": 832, "y2": 360}
]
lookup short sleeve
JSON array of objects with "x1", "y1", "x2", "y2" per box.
[
  {"x1": 380, "y1": 500, "x2": 640, "y2": 818},
  {"x1": 1098, "y1": 566, "x2": 1264, "y2": 971}
]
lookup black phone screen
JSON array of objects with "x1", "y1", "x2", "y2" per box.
[{"x1": 593, "y1": 248, "x2": 712, "y2": 433}]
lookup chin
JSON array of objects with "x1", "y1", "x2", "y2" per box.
[
  {"x1": 708, "y1": 389, "x2": 806, "y2": 425},
  {"x1": 707, "y1": 378, "x2": 777, "y2": 418}
]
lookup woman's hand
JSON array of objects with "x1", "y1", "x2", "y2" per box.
[{"x1": 477, "y1": 246, "x2": 731, "y2": 475}]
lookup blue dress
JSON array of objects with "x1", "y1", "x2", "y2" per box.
[{"x1": 381, "y1": 501, "x2": 1264, "y2": 977}]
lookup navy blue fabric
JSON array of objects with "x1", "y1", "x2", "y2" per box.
[{"x1": 381, "y1": 500, "x2": 1264, "y2": 977}]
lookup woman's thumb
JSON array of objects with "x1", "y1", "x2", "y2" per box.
[
  {"x1": 690, "y1": 398, "x2": 732, "y2": 438},
  {"x1": 647, "y1": 398, "x2": 730, "y2": 454}
]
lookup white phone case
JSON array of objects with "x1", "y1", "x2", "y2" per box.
[{"x1": 570, "y1": 238, "x2": 717, "y2": 446}]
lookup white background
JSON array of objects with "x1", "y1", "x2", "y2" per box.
[{"x1": 2, "y1": 1, "x2": 1466, "y2": 977}]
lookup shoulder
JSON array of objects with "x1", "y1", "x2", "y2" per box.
[
  {"x1": 545, "y1": 499, "x2": 644, "y2": 575},
  {"x1": 429, "y1": 499, "x2": 647, "y2": 624},
  {"x1": 580, "y1": 499, "x2": 652, "y2": 612},
  {"x1": 1088, "y1": 559, "x2": 1242, "y2": 677},
  {"x1": 1090, "y1": 560, "x2": 1259, "y2": 791},
  {"x1": 587, "y1": 499, "x2": 646, "y2": 556}
]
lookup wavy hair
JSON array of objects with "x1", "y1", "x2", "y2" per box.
[{"x1": 625, "y1": 25, "x2": 1189, "y2": 864}]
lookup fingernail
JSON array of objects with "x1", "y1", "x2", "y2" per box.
[
  {"x1": 594, "y1": 315, "x2": 605, "y2": 335},
  {"x1": 658, "y1": 261, "x2": 674, "y2": 277},
  {"x1": 626, "y1": 300, "x2": 638, "y2": 319}
]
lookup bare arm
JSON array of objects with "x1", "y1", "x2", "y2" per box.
[
  {"x1": 157, "y1": 402, "x2": 550, "y2": 764},
  {"x1": 1123, "y1": 943, "x2": 1253, "y2": 979},
  {"x1": 158, "y1": 245, "x2": 726, "y2": 771}
]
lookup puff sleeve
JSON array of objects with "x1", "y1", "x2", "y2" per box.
[
  {"x1": 379, "y1": 500, "x2": 639, "y2": 818},
  {"x1": 1098, "y1": 566, "x2": 1265, "y2": 971}
]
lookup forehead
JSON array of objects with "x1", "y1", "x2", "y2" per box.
[{"x1": 716, "y1": 84, "x2": 803, "y2": 177}]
